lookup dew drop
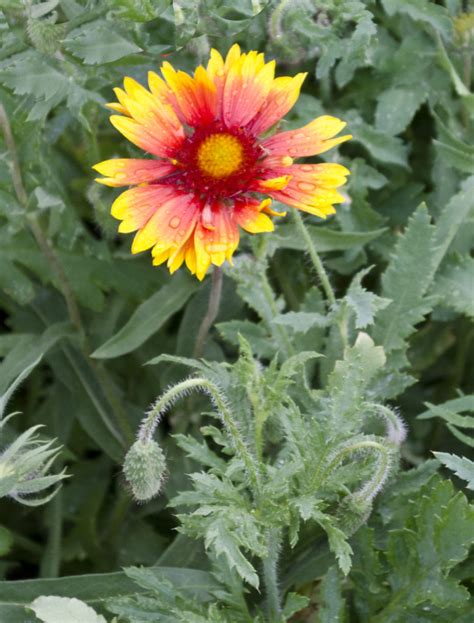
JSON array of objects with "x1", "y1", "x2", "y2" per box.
[
  {"x1": 300, "y1": 164, "x2": 313, "y2": 172},
  {"x1": 115, "y1": 172, "x2": 127, "y2": 180},
  {"x1": 275, "y1": 93, "x2": 288, "y2": 106},
  {"x1": 169, "y1": 216, "x2": 181, "y2": 228},
  {"x1": 297, "y1": 181, "x2": 316, "y2": 192},
  {"x1": 294, "y1": 132, "x2": 306, "y2": 140}
]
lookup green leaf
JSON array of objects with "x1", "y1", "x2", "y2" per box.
[
  {"x1": 271, "y1": 223, "x2": 387, "y2": 254},
  {"x1": 317, "y1": 566, "x2": 347, "y2": 623},
  {"x1": 381, "y1": 0, "x2": 452, "y2": 39},
  {"x1": 92, "y1": 274, "x2": 198, "y2": 359},
  {"x1": 346, "y1": 268, "x2": 391, "y2": 329},
  {"x1": 0, "y1": 323, "x2": 72, "y2": 396},
  {"x1": 0, "y1": 259, "x2": 35, "y2": 305},
  {"x1": 64, "y1": 22, "x2": 142, "y2": 64},
  {"x1": 204, "y1": 518, "x2": 259, "y2": 589},
  {"x1": 349, "y1": 118, "x2": 408, "y2": 167},
  {"x1": 328, "y1": 332, "x2": 386, "y2": 427},
  {"x1": 432, "y1": 255, "x2": 474, "y2": 319},
  {"x1": 0, "y1": 567, "x2": 218, "y2": 623},
  {"x1": 30, "y1": 596, "x2": 106, "y2": 623},
  {"x1": 0, "y1": 52, "x2": 69, "y2": 118},
  {"x1": 373, "y1": 204, "x2": 436, "y2": 353},
  {"x1": 375, "y1": 87, "x2": 426, "y2": 135},
  {"x1": 0, "y1": 525, "x2": 13, "y2": 557},
  {"x1": 272, "y1": 311, "x2": 328, "y2": 333},
  {"x1": 433, "y1": 452, "x2": 474, "y2": 491}
]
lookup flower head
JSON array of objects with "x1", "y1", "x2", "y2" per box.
[{"x1": 94, "y1": 45, "x2": 351, "y2": 280}]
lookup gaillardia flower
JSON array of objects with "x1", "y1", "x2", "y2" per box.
[{"x1": 93, "y1": 45, "x2": 351, "y2": 280}]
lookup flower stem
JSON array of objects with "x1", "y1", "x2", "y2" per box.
[
  {"x1": 324, "y1": 440, "x2": 393, "y2": 503},
  {"x1": 193, "y1": 266, "x2": 223, "y2": 358},
  {"x1": 292, "y1": 209, "x2": 336, "y2": 306},
  {"x1": 263, "y1": 528, "x2": 283, "y2": 622},
  {"x1": 139, "y1": 377, "x2": 260, "y2": 495}
]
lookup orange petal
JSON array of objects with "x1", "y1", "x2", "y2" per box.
[
  {"x1": 111, "y1": 184, "x2": 177, "y2": 233},
  {"x1": 110, "y1": 115, "x2": 178, "y2": 159},
  {"x1": 161, "y1": 62, "x2": 217, "y2": 126},
  {"x1": 193, "y1": 203, "x2": 239, "y2": 279},
  {"x1": 261, "y1": 115, "x2": 351, "y2": 158},
  {"x1": 266, "y1": 163, "x2": 349, "y2": 218},
  {"x1": 248, "y1": 73, "x2": 307, "y2": 135},
  {"x1": 133, "y1": 192, "x2": 200, "y2": 254},
  {"x1": 93, "y1": 158, "x2": 176, "y2": 187},
  {"x1": 234, "y1": 198, "x2": 276, "y2": 233},
  {"x1": 222, "y1": 53, "x2": 275, "y2": 127}
]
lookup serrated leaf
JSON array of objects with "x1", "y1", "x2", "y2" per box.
[
  {"x1": 381, "y1": 0, "x2": 452, "y2": 38},
  {"x1": 204, "y1": 519, "x2": 259, "y2": 588},
  {"x1": 64, "y1": 22, "x2": 142, "y2": 64},
  {"x1": 30, "y1": 596, "x2": 106, "y2": 623},
  {"x1": 346, "y1": 268, "x2": 391, "y2": 329},
  {"x1": 92, "y1": 274, "x2": 198, "y2": 358},
  {"x1": 328, "y1": 332, "x2": 386, "y2": 427},
  {"x1": 272, "y1": 311, "x2": 328, "y2": 333},
  {"x1": 434, "y1": 452, "x2": 474, "y2": 490},
  {"x1": 373, "y1": 204, "x2": 436, "y2": 353}
]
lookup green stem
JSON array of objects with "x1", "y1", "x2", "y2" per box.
[
  {"x1": 292, "y1": 209, "x2": 336, "y2": 306},
  {"x1": 323, "y1": 440, "x2": 393, "y2": 503},
  {"x1": 364, "y1": 403, "x2": 407, "y2": 446},
  {"x1": 263, "y1": 528, "x2": 283, "y2": 622},
  {"x1": 139, "y1": 377, "x2": 260, "y2": 495},
  {"x1": 193, "y1": 266, "x2": 223, "y2": 358},
  {"x1": 39, "y1": 487, "x2": 63, "y2": 577}
]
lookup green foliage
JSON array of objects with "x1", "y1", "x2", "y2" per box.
[{"x1": 0, "y1": 0, "x2": 473, "y2": 622}]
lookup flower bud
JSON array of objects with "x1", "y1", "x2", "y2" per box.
[{"x1": 123, "y1": 439, "x2": 167, "y2": 501}]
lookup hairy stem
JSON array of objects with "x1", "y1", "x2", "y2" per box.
[
  {"x1": 139, "y1": 377, "x2": 260, "y2": 494},
  {"x1": 193, "y1": 266, "x2": 223, "y2": 358},
  {"x1": 292, "y1": 209, "x2": 336, "y2": 306},
  {"x1": 324, "y1": 440, "x2": 393, "y2": 504},
  {"x1": 263, "y1": 528, "x2": 283, "y2": 622}
]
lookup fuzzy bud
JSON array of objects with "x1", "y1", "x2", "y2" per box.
[{"x1": 123, "y1": 439, "x2": 167, "y2": 502}]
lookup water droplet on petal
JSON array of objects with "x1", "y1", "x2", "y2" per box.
[
  {"x1": 297, "y1": 181, "x2": 316, "y2": 192},
  {"x1": 169, "y1": 216, "x2": 181, "y2": 228}
]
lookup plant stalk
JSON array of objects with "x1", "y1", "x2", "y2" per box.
[
  {"x1": 292, "y1": 209, "x2": 336, "y2": 306},
  {"x1": 193, "y1": 266, "x2": 223, "y2": 358},
  {"x1": 263, "y1": 528, "x2": 283, "y2": 622},
  {"x1": 139, "y1": 377, "x2": 260, "y2": 495}
]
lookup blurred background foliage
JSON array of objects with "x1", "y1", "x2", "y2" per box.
[{"x1": 0, "y1": 0, "x2": 473, "y2": 621}]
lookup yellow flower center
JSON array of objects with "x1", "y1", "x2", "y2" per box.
[{"x1": 197, "y1": 133, "x2": 244, "y2": 179}]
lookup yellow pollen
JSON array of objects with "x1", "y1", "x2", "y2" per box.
[{"x1": 197, "y1": 133, "x2": 244, "y2": 179}]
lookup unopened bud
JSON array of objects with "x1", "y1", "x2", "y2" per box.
[{"x1": 123, "y1": 439, "x2": 167, "y2": 501}]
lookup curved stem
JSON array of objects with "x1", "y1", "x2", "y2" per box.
[
  {"x1": 364, "y1": 403, "x2": 407, "y2": 446},
  {"x1": 292, "y1": 209, "x2": 336, "y2": 307},
  {"x1": 138, "y1": 377, "x2": 260, "y2": 495},
  {"x1": 324, "y1": 440, "x2": 393, "y2": 504},
  {"x1": 193, "y1": 266, "x2": 223, "y2": 358}
]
